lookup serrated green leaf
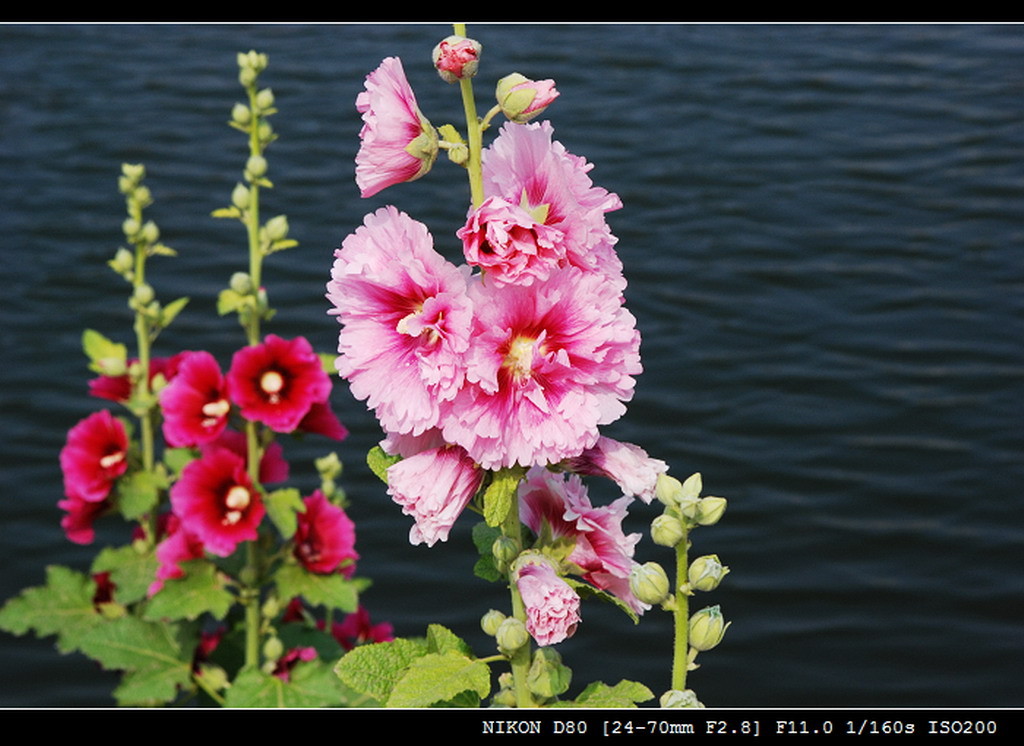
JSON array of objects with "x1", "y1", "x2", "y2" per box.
[
  {"x1": 265, "y1": 487, "x2": 305, "y2": 540},
  {"x1": 483, "y1": 466, "x2": 525, "y2": 527},
  {"x1": 471, "y1": 522, "x2": 503, "y2": 582},
  {"x1": 225, "y1": 661, "x2": 346, "y2": 708},
  {"x1": 334, "y1": 637, "x2": 427, "y2": 703},
  {"x1": 78, "y1": 615, "x2": 193, "y2": 706},
  {"x1": 274, "y1": 563, "x2": 359, "y2": 613},
  {"x1": 143, "y1": 561, "x2": 234, "y2": 622},
  {"x1": 0, "y1": 565, "x2": 102, "y2": 653},
  {"x1": 425, "y1": 624, "x2": 474, "y2": 657},
  {"x1": 163, "y1": 447, "x2": 197, "y2": 476},
  {"x1": 570, "y1": 679, "x2": 655, "y2": 708},
  {"x1": 116, "y1": 469, "x2": 163, "y2": 520},
  {"x1": 366, "y1": 445, "x2": 401, "y2": 484},
  {"x1": 387, "y1": 651, "x2": 490, "y2": 708},
  {"x1": 91, "y1": 544, "x2": 159, "y2": 606}
]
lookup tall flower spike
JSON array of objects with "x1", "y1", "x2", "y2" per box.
[{"x1": 355, "y1": 57, "x2": 438, "y2": 198}]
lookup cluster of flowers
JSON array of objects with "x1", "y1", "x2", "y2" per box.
[
  {"x1": 58, "y1": 334, "x2": 359, "y2": 596},
  {"x1": 327, "y1": 52, "x2": 667, "y2": 647}
]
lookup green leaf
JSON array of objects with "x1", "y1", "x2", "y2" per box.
[
  {"x1": 116, "y1": 468, "x2": 164, "y2": 520},
  {"x1": 159, "y1": 296, "x2": 189, "y2": 329},
  {"x1": 425, "y1": 624, "x2": 474, "y2": 657},
  {"x1": 483, "y1": 466, "x2": 525, "y2": 528},
  {"x1": 274, "y1": 563, "x2": 359, "y2": 613},
  {"x1": 564, "y1": 577, "x2": 641, "y2": 624},
  {"x1": 334, "y1": 637, "x2": 427, "y2": 704},
  {"x1": 471, "y1": 522, "x2": 502, "y2": 583},
  {"x1": 211, "y1": 206, "x2": 242, "y2": 219},
  {"x1": 265, "y1": 487, "x2": 305, "y2": 540},
  {"x1": 78, "y1": 615, "x2": 193, "y2": 706},
  {"x1": 82, "y1": 329, "x2": 127, "y2": 374},
  {"x1": 216, "y1": 288, "x2": 245, "y2": 316},
  {"x1": 366, "y1": 445, "x2": 401, "y2": 484},
  {"x1": 91, "y1": 544, "x2": 159, "y2": 606},
  {"x1": 163, "y1": 447, "x2": 197, "y2": 477},
  {"x1": 143, "y1": 561, "x2": 234, "y2": 622},
  {"x1": 568, "y1": 679, "x2": 655, "y2": 708},
  {"x1": 266, "y1": 238, "x2": 299, "y2": 254},
  {"x1": 225, "y1": 661, "x2": 347, "y2": 708},
  {"x1": 0, "y1": 565, "x2": 102, "y2": 653},
  {"x1": 387, "y1": 651, "x2": 490, "y2": 708}
]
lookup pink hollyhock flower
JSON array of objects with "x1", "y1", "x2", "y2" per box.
[
  {"x1": 148, "y1": 513, "x2": 206, "y2": 596},
  {"x1": 457, "y1": 195, "x2": 566, "y2": 286},
  {"x1": 355, "y1": 57, "x2": 438, "y2": 198},
  {"x1": 200, "y1": 429, "x2": 290, "y2": 485},
  {"x1": 227, "y1": 335, "x2": 331, "y2": 434},
  {"x1": 160, "y1": 350, "x2": 230, "y2": 447},
  {"x1": 515, "y1": 559, "x2": 581, "y2": 647},
  {"x1": 441, "y1": 266, "x2": 642, "y2": 470},
  {"x1": 495, "y1": 73, "x2": 559, "y2": 123},
  {"x1": 562, "y1": 436, "x2": 668, "y2": 504},
  {"x1": 169, "y1": 446, "x2": 264, "y2": 557},
  {"x1": 88, "y1": 353, "x2": 186, "y2": 403},
  {"x1": 57, "y1": 491, "x2": 108, "y2": 545},
  {"x1": 293, "y1": 490, "x2": 359, "y2": 575},
  {"x1": 482, "y1": 121, "x2": 624, "y2": 286},
  {"x1": 385, "y1": 443, "x2": 484, "y2": 547},
  {"x1": 331, "y1": 606, "x2": 395, "y2": 651},
  {"x1": 432, "y1": 35, "x2": 481, "y2": 82},
  {"x1": 519, "y1": 467, "x2": 648, "y2": 614},
  {"x1": 327, "y1": 206, "x2": 474, "y2": 437},
  {"x1": 60, "y1": 409, "x2": 129, "y2": 503}
]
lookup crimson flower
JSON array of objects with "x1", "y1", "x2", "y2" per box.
[
  {"x1": 169, "y1": 446, "x2": 264, "y2": 557},
  {"x1": 160, "y1": 350, "x2": 230, "y2": 447},
  {"x1": 60, "y1": 409, "x2": 129, "y2": 503},
  {"x1": 293, "y1": 490, "x2": 359, "y2": 576},
  {"x1": 227, "y1": 335, "x2": 331, "y2": 433}
]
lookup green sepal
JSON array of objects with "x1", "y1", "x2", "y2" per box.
[
  {"x1": 159, "y1": 296, "x2": 189, "y2": 329},
  {"x1": 82, "y1": 328, "x2": 127, "y2": 375},
  {"x1": 211, "y1": 205, "x2": 242, "y2": 219}
]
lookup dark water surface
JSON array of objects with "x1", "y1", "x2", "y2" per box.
[{"x1": 1, "y1": 23, "x2": 1022, "y2": 707}]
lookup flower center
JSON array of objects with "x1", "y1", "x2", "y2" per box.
[
  {"x1": 260, "y1": 370, "x2": 285, "y2": 403},
  {"x1": 223, "y1": 484, "x2": 251, "y2": 525},
  {"x1": 201, "y1": 398, "x2": 230, "y2": 427},
  {"x1": 99, "y1": 450, "x2": 125, "y2": 470},
  {"x1": 503, "y1": 335, "x2": 536, "y2": 381}
]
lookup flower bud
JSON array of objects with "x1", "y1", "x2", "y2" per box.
[
  {"x1": 133, "y1": 282, "x2": 155, "y2": 306},
  {"x1": 264, "y1": 214, "x2": 289, "y2": 242},
  {"x1": 111, "y1": 247, "x2": 134, "y2": 273},
  {"x1": 481, "y1": 609, "x2": 507, "y2": 637},
  {"x1": 496, "y1": 616, "x2": 529, "y2": 653},
  {"x1": 651, "y1": 513, "x2": 686, "y2": 547},
  {"x1": 496, "y1": 73, "x2": 559, "y2": 123},
  {"x1": 688, "y1": 554, "x2": 729, "y2": 592},
  {"x1": 527, "y1": 646, "x2": 571, "y2": 699},
  {"x1": 695, "y1": 496, "x2": 727, "y2": 526},
  {"x1": 688, "y1": 605, "x2": 730, "y2": 652},
  {"x1": 432, "y1": 35, "x2": 482, "y2": 83},
  {"x1": 245, "y1": 154, "x2": 268, "y2": 180},
  {"x1": 255, "y1": 87, "x2": 275, "y2": 111},
  {"x1": 231, "y1": 183, "x2": 250, "y2": 210},
  {"x1": 229, "y1": 271, "x2": 253, "y2": 295},
  {"x1": 629, "y1": 561, "x2": 671, "y2": 606},
  {"x1": 262, "y1": 635, "x2": 284, "y2": 662},
  {"x1": 122, "y1": 217, "x2": 140, "y2": 239},
  {"x1": 141, "y1": 220, "x2": 160, "y2": 245},
  {"x1": 492, "y1": 535, "x2": 519, "y2": 569},
  {"x1": 660, "y1": 689, "x2": 704, "y2": 708},
  {"x1": 231, "y1": 102, "x2": 251, "y2": 125}
]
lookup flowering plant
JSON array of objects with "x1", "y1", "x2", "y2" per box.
[
  {"x1": 0, "y1": 51, "x2": 391, "y2": 707},
  {"x1": 329, "y1": 24, "x2": 732, "y2": 708}
]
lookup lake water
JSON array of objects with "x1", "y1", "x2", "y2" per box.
[{"x1": 1, "y1": 22, "x2": 1022, "y2": 707}]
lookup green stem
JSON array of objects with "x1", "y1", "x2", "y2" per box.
[
  {"x1": 671, "y1": 529, "x2": 691, "y2": 691},
  {"x1": 454, "y1": 23, "x2": 485, "y2": 209},
  {"x1": 502, "y1": 496, "x2": 535, "y2": 709},
  {"x1": 131, "y1": 215, "x2": 157, "y2": 545}
]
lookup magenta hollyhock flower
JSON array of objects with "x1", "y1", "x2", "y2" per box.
[
  {"x1": 519, "y1": 467, "x2": 648, "y2": 614},
  {"x1": 441, "y1": 266, "x2": 642, "y2": 470},
  {"x1": 293, "y1": 490, "x2": 359, "y2": 576},
  {"x1": 160, "y1": 350, "x2": 231, "y2": 447},
  {"x1": 272, "y1": 646, "x2": 318, "y2": 682},
  {"x1": 385, "y1": 443, "x2": 484, "y2": 547},
  {"x1": 482, "y1": 121, "x2": 624, "y2": 285},
  {"x1": 57, "y1": 491, "x2": 109, "y2": 545},
  {"x1": 457, "y1": 195, "x2": 566, "y2": 286},
  {"x1": 327, "y1": 206, "x2": 474, "y2": 437},
  {"x1": 169, "y1": 446, "x2": 264, "y2": 557},
  {"x1": 60, "y1": 409, "x2": 129, "y2": 503},
  {"x1": 331, "y1": 606, "x2": 395, "y2": 651},
  {"x1": 355, "y1": 57, "x2": 438, "y2": 198},
  {"x1": 562, "y1": 436, "x2": 668, "y2": 504},
  {"x1": 515, "y1": 559, "x2": 581, "y2": 647},
  {"x1": 226, "y1": 335, "x2": 331, "y2": 434},
  {"x1": 296, "y1": 400, "x2": 349, "y2": 441},
  {"x1": 148, "y1": 513, "x2": 206, "y2": 596},
  {"x1": 200, "y1": 429, "x2": 290, "y2": 485}
]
